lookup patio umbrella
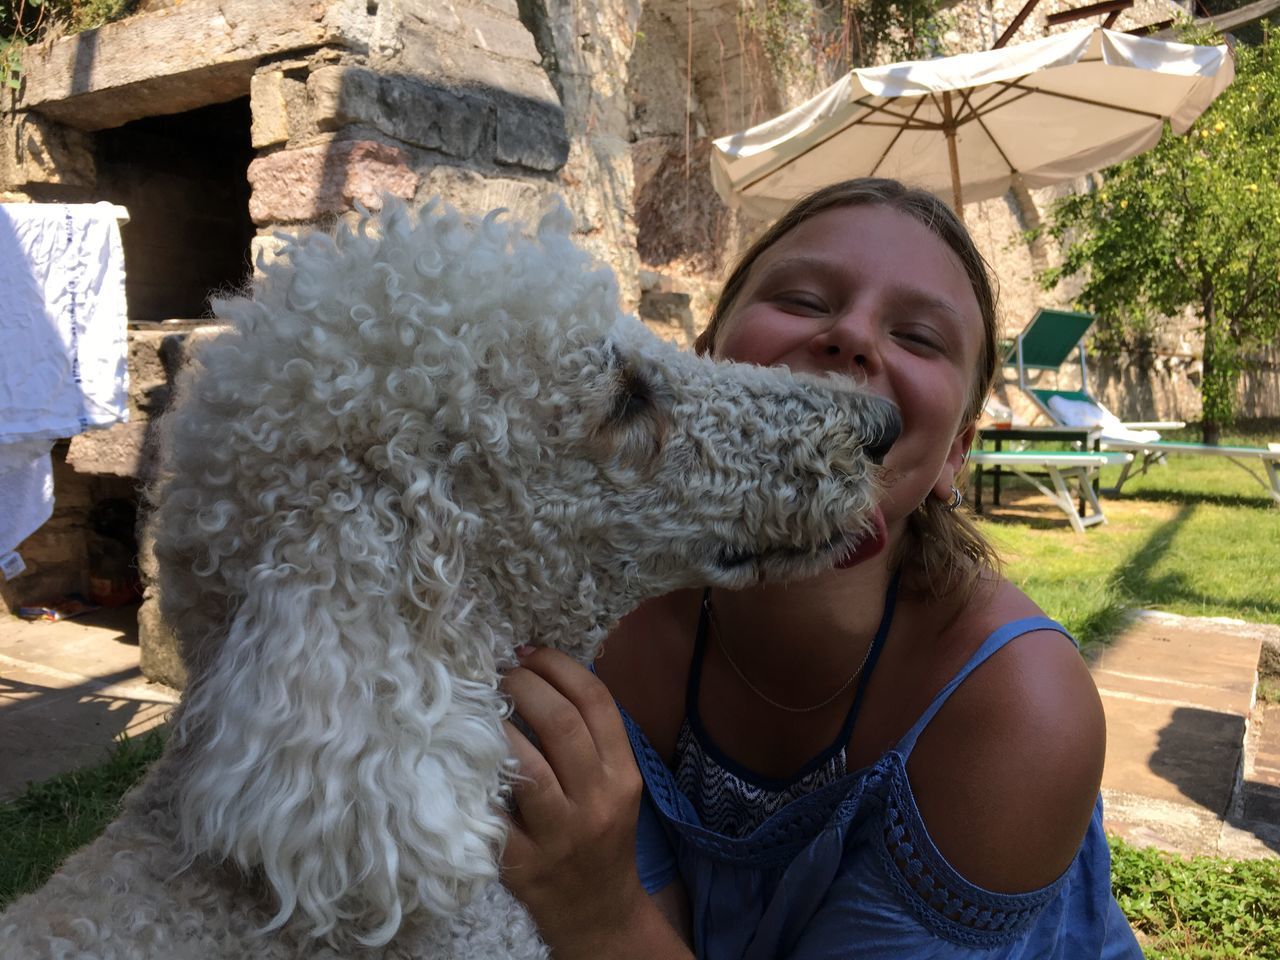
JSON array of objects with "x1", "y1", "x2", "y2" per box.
[{"x1": 710, "y1": 27, "x2": 1234, "y2": 220}]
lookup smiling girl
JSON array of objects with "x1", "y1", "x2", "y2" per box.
[{"x1": 500, "y1": 179, "x2": 1142, "y2": 959}]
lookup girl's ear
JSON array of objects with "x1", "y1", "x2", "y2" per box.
[
  {"x1": 172, "y1": 543, "x2": 509, "y2": 946},
  {"x1": 932, "y1": 420, "x2": 978, "y2": 502}
]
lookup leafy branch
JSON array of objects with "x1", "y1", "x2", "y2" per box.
[{"x1": 1039, "y1": 26, "x2": 1280, "y2": 443}]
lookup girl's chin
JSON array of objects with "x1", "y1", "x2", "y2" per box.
[{"x1": 834, "y1": 508, "x2": 887, "y2": 569}]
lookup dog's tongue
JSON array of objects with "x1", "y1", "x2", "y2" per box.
[{"x1": 834, "y1": 509, "x2": 887, "y2": 569}]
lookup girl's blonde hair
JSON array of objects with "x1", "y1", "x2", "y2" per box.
[{"x1": 697, "y1": 178, "x2": 1002, "y2": 601}]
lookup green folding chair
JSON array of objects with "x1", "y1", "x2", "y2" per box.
[{"x1": 1007, "y1": 308, "x2": 1183, "y2": 432}]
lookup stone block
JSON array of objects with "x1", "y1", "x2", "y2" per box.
[
  {"x1": 476, "y1": 0, "x2": 522, "y2": 20},
  {"x1": 377, "y1": 77, "x2": 489, "y2": 159},
  {"x1": 464, "y1": 2, "x2": 542, "y2": 63},
  {"x1": 417, "y1": 163, "x2": 556, "y2": 224},
  {"x1": 398, "y1": 0, "x2": 543, "y2": 67},
  {"x1": 494, "y1": 96, "x2": 570, "y2": 171},
  {"x1": 126, "y1": 328, "x2": 177, "y2": 417},
  {"x1": 17, "y1": 0, "x2": 348, "y2": 131},
  {"x1": 66, "y1": 421, "x2": 151, "y2": 479},
  {"x1": 138, "y1": 594, "x2": 186, "y2": 689},
  {"x1": 401, "y1": 0, "x2": 465, "y2": 36},
  {"x1": 247, "y1": 139, "x2": 419, "y2": 224},
  {"x1": 308, "y1": 64, "x2": 381, "y2": 132},
  {"x1": 308, "y1": 66, "x2": 491, "y2": 161},
  {"x1": 396, "y1": 20, "x2": 558, "y2": 104},
  {"x1": 250, "y1": 70, "x2": 291, "y2": 148},
  {"x1": 0, "y1": 112, "x2": 95, "y2": 188}
]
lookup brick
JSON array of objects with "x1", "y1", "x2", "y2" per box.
[
  {"x1": 250, "y1": 71, "x2": 291, "y2": 148},
  {"x1": 246, "y1": 139, "x2": 419, "y2": 224}
]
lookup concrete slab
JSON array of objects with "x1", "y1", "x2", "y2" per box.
[
  {"x1": 0, "y1": 604, "x2": 177, "y2": 800},
  {"x1": 1099, "y1": 695, "x2": 1242, "y2": 813},
  {"x1": 1091, "y1": 619, "x2": 1261, "y2": 713},
  {"x1": 1094, "y1": 610, "x2": 1256, "y2": 815}
]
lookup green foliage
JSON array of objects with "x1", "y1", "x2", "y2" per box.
[
  {"x1": 1041, "y1": 29, "x2": 1280, "y2": 443},
  {"x1": 1110, "y1": 836, "x2": 1280, "y2": 959},
  {"x1": 1258, "y1": 675, "x2": 1280, "y2": 704},
  {"x1": 0, "y1": 0, "x2": 138, "y2": 89},
  {"x1": 0, "y1": 727, "x2": 166, "y2": 907},
  {"x1": 740, "y1": 0, "x2": 951, "y2": 92}
]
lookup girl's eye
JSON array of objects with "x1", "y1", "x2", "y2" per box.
[
  {"x1": 896, "y1": 328, "x2": 942, "y2": 350},
  {"x1": 775, "y1": 292, "x2": 826, "y2": 312}
]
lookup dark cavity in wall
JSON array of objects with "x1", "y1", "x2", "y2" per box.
[
  {"x1": 516, "y1": 0, "x2": 563, "y2": 102},
  {"x1": 94, "y1": 98, "x2": 256, "y2": 321}
]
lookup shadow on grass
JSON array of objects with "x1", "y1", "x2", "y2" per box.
[
  {"x1": 1072, "y1": 503, "x2": 1196, "y2": 661},
  {"x1": 1108, "y1": 486, "x2": 1276, "y2": 511}
]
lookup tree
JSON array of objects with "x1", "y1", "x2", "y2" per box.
[{"x1": 1041, "y1": 29, "x2": 1280, "y2": 445}]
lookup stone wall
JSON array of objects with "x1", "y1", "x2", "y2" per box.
[{"x1": 0, "y1": 0, "x2": 579, "y2": 650}]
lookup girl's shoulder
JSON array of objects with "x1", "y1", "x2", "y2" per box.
[
  {"x1": 905, "y1": 575, "x2": 1107, "y2": 894},
  {"x1": 595, "y1": 589, "x2": 701, "y2": 763}
]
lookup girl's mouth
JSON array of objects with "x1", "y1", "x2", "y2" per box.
[{"x1": 834, "y1": 508, "x2": 887, "y2": 569}]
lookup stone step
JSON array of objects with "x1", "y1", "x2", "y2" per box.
[{"x1": 1093, "y1": 610, "x2": 1280, "y2": 859}]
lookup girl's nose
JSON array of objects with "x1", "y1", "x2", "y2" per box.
[{"x1": 808, "y1": 310, "x2": 881, "y2": 378}]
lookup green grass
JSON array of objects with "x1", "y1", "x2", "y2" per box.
[
  {"x1": 978, "y1": 418, "x2": 1280, "y2": 655},
  {"x1": 0, "y1": 728, "x2": 166, "y2": 908},
  {"x1": 1111, "y1": 836, "x2": 1280, "y2": 959}
]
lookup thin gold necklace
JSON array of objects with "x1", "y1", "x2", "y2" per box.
[{"x1": 703, "y1": 594, "x2": 875, "y2": 715}]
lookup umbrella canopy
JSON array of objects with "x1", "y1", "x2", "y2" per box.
[{"x1": 710, "y1": 27, "x2": 1234, "y2": 220}]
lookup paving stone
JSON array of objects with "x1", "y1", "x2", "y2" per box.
[
  {"x1": 1100, "y1": 693, "x2": 1242, "y2": 814},
  {"x1": 0, "y1": 605, "x2": 177, "y2": 800},
  {"x1": 1091, "y1": 619, "x2": 1261, "y2": 710},
  {"x1": 1101, "y1": 788, "x2": 1225, "y2": 858}
]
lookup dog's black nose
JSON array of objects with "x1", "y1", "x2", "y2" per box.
[{"x1": 864, "y1": 407, "x2": 901, "y2": 465}]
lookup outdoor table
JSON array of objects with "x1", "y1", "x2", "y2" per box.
[{"x1": 974, "y1": 424, "x2": 1103, "y2": 513}]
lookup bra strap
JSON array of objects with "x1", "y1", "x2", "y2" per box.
[{"x1": 893, "y1": 616, "x2": 1072, "y2": 757}]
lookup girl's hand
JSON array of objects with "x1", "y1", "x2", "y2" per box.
[{"x1": 501, "y1": 646, "x2": 687, "y2": 958}]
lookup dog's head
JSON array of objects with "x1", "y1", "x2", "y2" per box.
[{"x1": 152, "y1": 200, "x2": 896, "y2": 945}]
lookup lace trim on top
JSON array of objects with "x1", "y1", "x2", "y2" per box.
[
  {"x1": 876, "y1": 743, "x2": 1069, "y2": 946},
  {"x1": 622, "y1": 705, "x2": 879, "y2": 868},
  {"x1": 673, "y1": 719, "x2": 848, "y2": 839},
  {"x1": 670, "y1": 573, "x2": 900, "y2": 841}
]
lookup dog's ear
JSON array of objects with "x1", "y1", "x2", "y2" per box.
[{"x1": 170, "y1": 517, "x2": 510, "y2": 946}]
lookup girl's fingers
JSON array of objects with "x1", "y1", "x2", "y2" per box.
[
  {"x1": 512, "y1": 646, "x2": 633, "y2": 768},
  {"x1": 503, "y1": 660, "x2": 610, "y2": 799},
  {"x1": 503, "y1": 719, "x2": 570, "y2": 835}
]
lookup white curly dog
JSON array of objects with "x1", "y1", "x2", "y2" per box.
[{"x1": 0, "y1": 200, "x2": 898, "y2": 958}]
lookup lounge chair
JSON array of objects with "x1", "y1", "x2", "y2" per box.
[
  {"x1": 1007, "y1": 308, "x2": 1185, "y2": 440},
  {"x1": 968, "y1": 449, "x2": 1134, "y2": 533},
  {"x1": 1007, "y1": 308, "x2": 1280, "y2": 505}
]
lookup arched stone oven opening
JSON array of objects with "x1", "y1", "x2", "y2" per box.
[{"x1": 95, "y1": 98, "x2": 256, "y2": 321}]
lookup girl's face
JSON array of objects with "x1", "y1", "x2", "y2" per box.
[{"x1": 714, "y1": 204, "x2": 984, "y2": 533}]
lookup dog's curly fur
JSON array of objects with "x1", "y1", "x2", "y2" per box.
[{"x1": 0, "y1": 199, "x2": 897, "y2": 958}]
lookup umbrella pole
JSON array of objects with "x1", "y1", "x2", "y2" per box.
[{"x1": 942, "y1": 91, "x2": 965, "y2": 223}]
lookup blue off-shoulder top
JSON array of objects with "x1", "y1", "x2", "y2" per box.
[{"x1": 622, "y1": 612, "x2": 1143, "y2": 959}]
